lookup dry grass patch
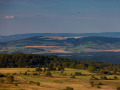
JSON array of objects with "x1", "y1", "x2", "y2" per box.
[{"x1": 0, "y1": 68, "x2": 35, "y2": 73}]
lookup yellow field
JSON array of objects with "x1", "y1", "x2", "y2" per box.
[{"x1": 0, "y1": 68, "x2": 119, "y2": 90}]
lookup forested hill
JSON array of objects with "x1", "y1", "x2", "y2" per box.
[
  {"x1": 0, "y1": 53, "x2": 120, "y2": 72},
  {"x1": 6, "y1": 36, "x2": 120, "y2": 46},
  {"x1": 1, "y1": 32, "x2": 120, "y2": 42},
  {"x1": 59, "y1": 52, "x2": 120, "y2": 63},
  {"x1": 0, "y1": 36, "x2": 120, "y2": 54}
]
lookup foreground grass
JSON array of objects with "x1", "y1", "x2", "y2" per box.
[{"x1": 0, "y1": 68, "x2": 119, "y2": 90}]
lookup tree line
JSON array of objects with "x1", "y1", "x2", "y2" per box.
[{"x1": 0, "y1": 53, "x2": 120, "y2": 73}]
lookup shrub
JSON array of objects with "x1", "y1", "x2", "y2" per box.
[
  {"x1": 64, "y1": 73, "x2": 67, "y2": 76},
  {"x1": 36, "y1": 67, "x2": 42, "y2": 72},
  {"x1": 29, "y1": 81, "x2": 34, "y2": 84},
  {"x1": 91, "y1": 75, "x2": 95, "y2": 78},
  {"x1": 117, "y1": 87, "x2": 120, "y2": 90},
  {"x1": 0, "y1": 73, "x2": 4, "y2": 77},
  {"x1": 60, "y1": 70, "x2": 64, "y2": 74},
  {"x1": 15, "y1": 83, "x2": 18, "y2": 86},
  {"x1": 36, "y1": 82, "x2": 40, "y2": 86},
  {"x1": 45, "y1": 71, "x2": 52, "y2": 77},
  {"x1": 88, "y1": 66, "x2": 97, "y2": 73},
  {"x1": 58, "y1": 67, "x2": 64, "y2": 71},
  {"x1": 90, "y1": 75, "x2": 98, "y2": 80},
  {"x1": 6, "y1": 73, "x2": 10, "y2": 75},
  {"x1": 101, "y1": 76, "x2": 107, "y2": 80},
  {"x1": 7, "y1": 75, "x2": 14, "y2": 84},
  {"x1": 19, "y1": 72, "x2": 21, "y2": 75},
  {"x1": 113, "y1": 76, "x2": 118, "y2": 80},
  {"x1": 90, "y1": 81, "x2": 94, "y2": 87},
  {"x1": 71, "y1": 75, "x2": 75, "y2": 78},
  {"x1": 64, "y1": 87, "x2": 74, "y2": 90},
  {"x1": 0, "y1": 79, "x2": 4, "y2": 83},
  {"x1": 33, "y1": 73, "x2": 39, "y2": 75},
  {"x1": 96, "y1": 84, "x2": 101, "y2": 88},
  {"x1": 13, "y1": 73, "x2": 16, "y2": 75},
  {"x1": 74, "y1": 72, "x2": 82, "y2": 76},
  {"x1": 99, "y1": 71, "x2": 112, "y2": 75},
  {"x1": 24, "y1": 71, "x2": 27, "y2": 75},
  {"x1": 98, "y1": 82, "x2": 103, "y2": 85},
  {"x1": 43, "y1": 68, "x2": 46, "y2": 72},
  {"x1": 47, "y1": 64, "x2": 56, "y2": 71}
]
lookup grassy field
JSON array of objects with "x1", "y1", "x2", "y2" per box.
[{"x1": 0, "y1": 68, "x2": 120, "y2": 90}]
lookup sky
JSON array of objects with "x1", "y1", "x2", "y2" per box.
[{"x1": 0, "y1": 0, "x2": 120, "y2": 35}]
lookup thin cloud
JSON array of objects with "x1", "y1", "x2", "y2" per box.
[{"x1": 5, "y1": 16, "x2": 15, "y2": 19}]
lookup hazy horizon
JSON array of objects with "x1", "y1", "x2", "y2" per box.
[
  {"x1": 0, "y1": 0, "x2": 120, "y2": 35},
  {"x1": 1, "y1": 32, "x2": 120, "y2": 36}
]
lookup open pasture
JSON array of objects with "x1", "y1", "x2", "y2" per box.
[{"x1": 0, "y1": 68, "x2": 120, "y2": 90}]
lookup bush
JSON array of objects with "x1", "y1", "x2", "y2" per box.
[
  {"x1": 24, "y1": 71, "x2": 27, "y2": 75},
  {"x1": 36, "y1": 67, "x2": 42, "y2": 72},
  {"x1": 98, "y1": 82, "x2": 103, "y2": 85},
  {"x1": 64, "y1": 87, "x2": 74, "y2": 90},
  {"x1": 19, "y1": 72, "x2": 21, "y2": 75},
  {"x1": 113, "y1": 76, "x2": 118, "y2": 80},
  {"x1": 43, "y1": 68, "x2": 46, "y2": 72},
  {"x1": 0, "y1": 73, "x2": 4, "y2": 77},
  {"x1": 33, "y1": 73, "x2": 39, "y2": 75},
  {"x1": 101, "y1": 76, "x2": 107, "y2": 80},
  {"x1": 29, "y1": 81, "x2": 34, "y2": 84},
  {"x1": 7, "y1": 75, "x2": 14, "y2": 84},
  {"x1": 117, "y1": 87, "x2": 120, "y2": 90},
  {"x1": 13, "y1": 73, "x2": 16, "y2": 75},
  {"x1": 15, "y1": 83, "x2": 18, "y2": 86},
  {"x1": 88, "y1": 66, "x2": 97, "y2": 73},
  {"x1": 71, "y1": 75, "x2": 75, "y2": 78},
  {"x1": 74, "y1": 72, "x2": 82, "y2": 76},
  {"x1": 64, "y1": 73, "x2": 67, "y2": 76},
  {"x1": 58, "y1": 67, "x2": 64, "y2": 71},
  {"x1": 36, "y1": 82, "x2": 40, "y2": 86},
  {"x1": 0, "y1": 79, "x2": 4, "y2": 83},
  {"x1": 99, "y1": 71, "x2": 112, "y2": 75},
  {"x1": 90, "y1": 75, "x2": 98, "y2": 80},
  {"x1": 96, "y1": 84, "x2": 101, "y2": 88},
  {"x1": 6, "y1": 73, "x2": 10, "y2": 75},
  {"x1": 90, "y1": 81, "x2": 94, "y2": 87},
  {"x1": 45, "y1": 71, "x2": 52, "y2": 77}
]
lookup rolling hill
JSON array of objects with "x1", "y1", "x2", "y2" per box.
[
  {"x1": 1, "y1": 32, "x2": 120, "y2": 42},
  {"x1": 0, "y1": 36, "x2": 120, "y2": 54}
]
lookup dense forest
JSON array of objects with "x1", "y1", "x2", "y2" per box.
[
  {"x1": 57, "y1": 52, "x2": 120, "y2": 63},
  {"x1": 0, "y1": 53, "x2": 120, "y2": 73}
]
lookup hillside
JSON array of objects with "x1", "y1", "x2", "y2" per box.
[
  {"x1": 0, "y1": 36, "x2": 120, "y2": 54},
  {"x1": 1, "y1": 32, "x2": 120, "y2": 42}
]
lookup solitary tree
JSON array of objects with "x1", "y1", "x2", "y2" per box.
[{"x1": 88, "y1": 66, "x2": 97, "y2": 73}]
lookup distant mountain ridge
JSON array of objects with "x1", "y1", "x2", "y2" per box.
[
  {"x1": 1, "y1": 34, "x2": 120, "y2": 63},
  {"x1": 0, "y1": 36, "x2": 120, "y2": 54},
  {"x1": 1, "y1": 32, "x2": 120, "y2": 42}
]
